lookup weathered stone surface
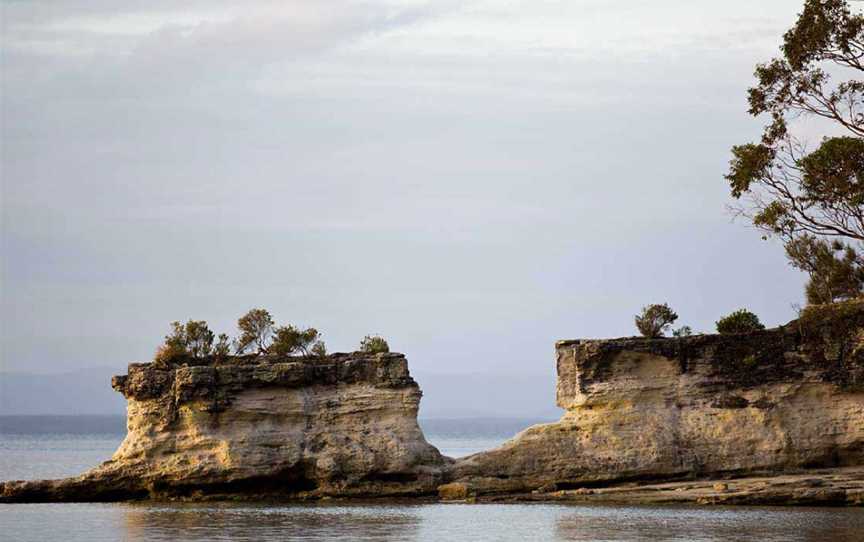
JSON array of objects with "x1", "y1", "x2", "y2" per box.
[
  {"x1": 486, "y1": 467, "x2": 864, "y2": 506},
  {"x1": 4, "y1": 301, "x2": 863, "y2": 505},
  {"x1": 1, "y1": 353, "x2": 446, "y2": 502},
  {"x1": 450, "y1": 301, "x2": 864, "y2": 497},
  {"x1": 438, "y1": 482, "x2": 471, "y2": 500}
]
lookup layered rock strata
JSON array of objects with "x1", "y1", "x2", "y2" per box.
[
  {"x1": 1, "y1": 353, "x2": 446, "y2": 502},
  {"x1": 3, "y1": 302, "x2": 863, "y2": 505},
  {"x1": 450, "y1": 302, "x2": 864, "y2": 501}
]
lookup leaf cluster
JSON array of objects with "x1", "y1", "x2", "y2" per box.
[
  {"x1": 235, "y1": 308, "x2": 275, "y2": 355},
  {"x1": 634, "y1": 304, "x2": 679, "y2": 338},
  {"x1": 786, "y1": 235, "x2": 864, "y2": 304},
  {"x1": 716, "y1": 309, "x2": 766, "y2": 334},
  {"x1": 359, "y1": 335, "x2": 390, "y2": 354},
  {"x1": 152, "y1": 308, "x2": 330, "y2": 364},
  {"x1": 154, "y1": 320, "x2": 216, "y2": 365},
  {"x1": 726, "y1": 0, "x2": 864, "y2": 304},
  {"x1": 271, "y1": 325, "x2": 326, "y2": 357}
]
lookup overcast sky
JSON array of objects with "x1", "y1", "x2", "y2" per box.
[{"x1": 2, "y1": 0, "x2": 819, "y2": 381}]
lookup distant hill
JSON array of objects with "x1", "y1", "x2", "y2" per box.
[{"x1": 0, "y1": 366, "x2": 560, "y2": 419}]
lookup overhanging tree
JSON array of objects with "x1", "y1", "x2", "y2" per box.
[{"x1": 726, "y1": 0, "x2": 864, "y2": 303}]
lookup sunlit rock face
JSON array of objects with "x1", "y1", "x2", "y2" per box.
[
  {"x1": 4, "y1": 302, "x2": 863, "y2": 505},
  {"x1": 452, "y1": 302, "x2": 864, "y2": 495},
  {"x1": 1, "y1": 353, "x2": 446, "y2": 502}
]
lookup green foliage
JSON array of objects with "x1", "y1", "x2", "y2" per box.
[
  {"x1": 746, "y1": 0, "x2": 864, "y2": 146},
  {"x1": 184, "y1": 320, "x2": 215, "y2": 358},
  {"x1": 236, "y1": 308, "x2": 274, "y2": 354},
  {"x1": 799, "y1": 136, "x2": 864, "y2": 207},
  {"x1": 154, "y1": 320, "x2": 215, "y2": 365},
  {"x1": 797, "y1": 299, "x2": 864, "y2": 389},
  {"x1": 270, "y1": 325, "x2": 322, "y2": 357},
  {"x1": 672, "y1": 326, "x2": 693, "y2": 338},
  {"x1": 634, "y1": 304, "x2": 678, "y2": 338},
  {"x1": 716, "y1": 309, "x2": 766, "y2": 334},
  {"x1": 360, "y1": 335, "x2": 390, "y2": 354},
  {"x1": 798, "y1": 297, "x2": 864, "y2": 345},
  {"x1": 213, "y1": 333, "x2": 231, "y2": 360},
  {"x1": 727, "y1": 143, "x2": 774, "y2": 198},
  {"x1": 310, "y1": 340, "x2": 327, "y2": 359},
  {"x1": 153, "y1": 343, "x2": 186, "y2": 366},
  {"x1": 786, "y1": 235, "x2": 864, "y2": 304},
  {"x1": 726, "y1": 0, "x2": 864, "y2": 300}
]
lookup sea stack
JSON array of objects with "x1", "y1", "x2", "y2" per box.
[{"x1": 1, "y1": 353, "x2": 446, "y2": 502}]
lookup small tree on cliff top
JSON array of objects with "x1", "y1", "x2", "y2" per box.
[
  {"x1": 716, "y1": 309, "x2": 766, "y2": 334},
  {"x1": 213, "y1": 333, "x2": 231, "y2": 360},
  {"x1": 270, "y1": 325, "x2": 325, "y2": 357},
  {"x1": 635, "y1": 304, "x2": 678, "y2": 338},
  {"x1": 154, "y1": 319, "x2": 215, "y2": 365},
  {"x1": 725, "y1": 0, "x2": 864, "y2": 303},
  {"x1": 235, "y1": 308, "x2": 274, "y2": 354},
  {"x1": 360, "y1": 335, "x2": 390, "y2": 354}
]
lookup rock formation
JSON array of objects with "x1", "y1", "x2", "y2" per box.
[
  {"x1": 3, "y1": 301, "x2": 863, "y2": 505},
  {"x1": 450, "y1": 301, "x2": 864, "y2": 504},
  {"x1": 1, "y1": 353, "x2": 446, "y2": 502}
]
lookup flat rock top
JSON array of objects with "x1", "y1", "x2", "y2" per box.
[{"x1": 112, "y1": 352, "x2": 418, "y2": 401}]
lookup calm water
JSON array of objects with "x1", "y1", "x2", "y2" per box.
[{"x1": 1, "y1": 416, "x2": 863, "y2": 541}]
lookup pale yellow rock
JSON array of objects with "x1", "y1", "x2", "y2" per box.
[
  {"x1": 1, "y1": 353, "x2": 447, "y2": 502},
  {"x1": 452, "y1": 307, "x2": 864, "y2": 497},
  {"x1": 438, "y1": 482, "x2": 470, "y2": 500}
]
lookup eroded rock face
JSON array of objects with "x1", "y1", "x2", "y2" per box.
[
  {"x1": 4, "y1": 302, "x2": 863, "y2": 504},
  {"x1": 451, "y1": 302, "x2": 864, "y2": 496},
  {"x1": 1, "y1": 353, "x2": 446, "y2": 502}
]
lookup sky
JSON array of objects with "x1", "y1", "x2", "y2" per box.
[{"x1": 1, "y1": 0, "x2": 823, "y2": 395}]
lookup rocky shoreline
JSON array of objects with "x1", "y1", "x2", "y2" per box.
[
  {"x1": 440, "y1": 467, "x2": 864, "y2": 506},
  {"x1": 3, "y1": 302, "x2": 863, "y2": 506}
]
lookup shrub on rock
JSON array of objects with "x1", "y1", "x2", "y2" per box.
[
  {"x1": 310, "y1": 340, "x2": 327, "y2": 359},
  {"x1": 153, "y1": 320, "x2": 215, "y2": 365},
  {"x1": 236, "y1": 308, "x2": 275, "y2": 354},
  {"x1": 634, "y1": 304, "x2": 678, "y2": 338},
  {"x1": 716, "y1": 309, "x2": 765, "y2": 334},
  {"x1": 213, "y1": 333, "x2": 231, "y2": 360},
  {"x1": 360, "y1": 335, "x2": 390, "y2": 354},
  {"x1": 271, "y1": 325, "x2": 323, "y2": 357},
  {"x1": 673, "y1": 326, "x2": 693, "y2": 338}
]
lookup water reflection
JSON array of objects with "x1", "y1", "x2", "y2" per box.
[
  {"x1": 122, "y1": 503, "x2": 422, "y2": 542},
  {"x1": 554, "y1": 505, "x2": 864, "y2": 542},
  {"x1": 1, "y1": 502, "x2": 862, "y2": 542}
]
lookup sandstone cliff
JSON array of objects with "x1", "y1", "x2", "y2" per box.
[
  {"x1": 450, "y1": 301, "x2": 864, "y2": 504},
  {"x1": 1, "y1": 353, "x2": 446, "y2": 502},
  {"x1": 4, "y1": 302, "x2": 864, "y2": 505}
]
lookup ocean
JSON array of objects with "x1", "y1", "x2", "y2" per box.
[{"x1": 1, "y1": 416, "x2": 862, "y2": 541}]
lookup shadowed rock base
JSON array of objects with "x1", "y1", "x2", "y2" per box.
[{"x1": 472, "y1": 467, "x2": 864, "y2": 506}]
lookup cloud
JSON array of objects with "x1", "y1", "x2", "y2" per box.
[{"x1": 2, "y1": 0, "x2": 810, "y2": 387}]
